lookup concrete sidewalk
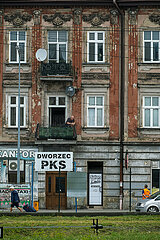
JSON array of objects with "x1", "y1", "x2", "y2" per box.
[{"x1": 0, "y1": 208, "x2": 155, "y2": 216}]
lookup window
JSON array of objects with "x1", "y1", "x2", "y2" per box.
[
  {"x1": 48, "y1": 96, "x2": 66, "y2": 126},
  {"x1": 9, "y1": 31, "x2": 26, "y2": 63},
  {"x1": 8, "y1": 160, "x2": 25, "y2": 184},
  {"x1": 87, "y1": 96, "x2": 104, "y2": 127},
  {"x1": 152, "y1": 169, "x2": 160, "y2": 192},
  {"x1": 8, "y1": 96, "x2": 27, "y2": 127},
  {"x1": 143, "y1": 96, "x2": 160, "y2": 127},
  {"x1": 87, "y1": 31, "x2": 105, "y2": 63},
  {"x1": 144, "y1": 31, "x2": 160, "y2": 62},
  {"x1": 48, "y1": 31, "x2": 68, "y2": 62}
]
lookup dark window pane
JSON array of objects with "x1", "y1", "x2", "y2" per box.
[
  {"x1": 59, "y1": 44, "x2": 66, "y2": 62},
  {"x1": 49, "y1": 97, "x2": 56, "y2": 105},
  {"x1": 20, "y1": 107, "x2": 24, "y2": 126},
  {"x1": 19, "y1": 43, "x2": 25, "y2": 61},
  {"x1": 153, "y1": 31, "x2": 159, "y2": 40},
  {"x1": 89, "y1": 43, "x2": 95, "y2": 61},
  {"x1": 8, "y1": 171, "x2": 25, "y2": 184},
  {"x1": 59, "y1": 97, "x2": 65, "y2": 105},
  {"x1": 19, "y1": 31, "x2": 25, "y2": 41},
  {"x1": 152, "y1": 169, "x2": 160, "y2": 188},
  {"x1": 11, "y1": 42, "x2": 17, "y2": 61},
  {"x1": 11, "y1": 97, "x2": 16, "y2": 104},
  {"x1": 89, "y1": 33, "x2": 95, "y2": 40},
  {"x1": 49, "y1": 44, "x2": 56, "y2": 60},
  {"x1": 20, "y1": 97, "x2": 24, "y2": 104},
  {"x1": 144, "y1": 31, "x2": 151, "y2": 40},
  {"x1": 48, "y1": 31, "x2": 57, "y2": 42},
  {"x1": 98, "y1": 43, "x2": 103, "y2": 61},
  {"x1": 58, "y1": 31, "x2": 67, "y2": 42},
  {"x1": 48, "y1": 176, "x2": 51, "y2": 193},
  {"x1": 145, "y1": 109, "x2": 150, "y2": 126},
  {"x1": 98, "y1": 33, "x2": 103, "y2": 40},
  {"x1": 49, "y1": 108, "x2": 65, "y2": 127},
  {"x1": 56, "y1": 177, "x2": 65, "y2": 193},
  {"x1": 144, "y1": 42, "x2": 151, "y2": 61},
  {"x1": 10, "y1": 107, "x2": 16, "y2": 126},
  {"x1": 153, "y1": 42, "x2": 159, "y2": 61},
  {"x1": 10, "y1": 31, "x2": 17, "y2": 41}
]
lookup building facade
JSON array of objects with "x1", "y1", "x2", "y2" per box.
[{"x1": 1, "y1": 0, "x2": 160, "y2": 210}]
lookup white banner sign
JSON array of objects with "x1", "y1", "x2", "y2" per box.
[{"x1": 35, "y1": 152, "x2": 73, "y2": 171}]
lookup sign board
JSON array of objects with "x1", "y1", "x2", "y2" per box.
[
  {"x1": 0, "y1": 184, "x2": 31, "y2": 208},
  {"x1": 67, "y1": 172, "x2": 87, "y2": 197},
  {"x1": 89, "y1": 173, "x2": 102, "y2": 205},
  {"x1": 0, "y1": 148, "x2": 37, "y2": 160},
  {"x1": 35, "y1": 152, "x2": 73, "y2": 171}
]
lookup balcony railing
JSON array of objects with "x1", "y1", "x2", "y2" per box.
[
  {"x1": 35, "y1": 124, "x2": 77, "y2": 140},
  {"x1": 41, "y1": 62, "x2": 72, "y2": 76}
]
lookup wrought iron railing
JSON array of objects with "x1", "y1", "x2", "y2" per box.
[
  {"x1": 35, "y1": 125, "x2": 77, "y2": 140},
  {"x1": 41, "y1": 62, "x2": 72, "y2": 76}
]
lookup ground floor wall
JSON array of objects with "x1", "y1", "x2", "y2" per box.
[
  {"x1": 37, "y1": 143, "x2": 160, "y2": 210},
  {"x1": 0, "y1": 143, "x2": 160, "y2": 210}
]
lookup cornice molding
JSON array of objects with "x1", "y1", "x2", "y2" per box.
[
  {"x1": 43, "y1": 13, "x2": 72, "y2": 26},
  {"x1": 82, "y1": 13, "x2": 110, "y2": 26},
  {"x1": 4, "y1": 11, "x2": 32, "y2": 27},
  {"x1": 149, "y1": 14, "x2": 160, "y2": 25}
]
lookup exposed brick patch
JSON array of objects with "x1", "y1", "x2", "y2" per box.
[
  {"x1": 109, "y1": 24, "x2": 120, "y2": 139},
  {"x1": 128, "y1": 21, "x2": 138, "y2": 138}
]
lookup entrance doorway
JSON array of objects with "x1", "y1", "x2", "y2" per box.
[
  {"x1": 152, "y1": 169, "x2": 160, "y2": 193},
  {"x1": 88, "y1": 162, "x2": 103, "y2": 206},
  {"x1": 46, "y1": 172, "x2": 67, "y2": 209}
]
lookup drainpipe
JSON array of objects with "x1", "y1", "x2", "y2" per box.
[{"x1": 113, "y1": 0, "x2": 125, "y2": 210}]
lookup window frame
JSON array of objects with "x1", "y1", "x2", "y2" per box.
[
  {"x1": 143, "y1": 96, "x2": 160, "y2": 128},
  {"x1": 9, "y1": 31, "x2": 27, "y2": 63},
  {"x1": 143, "y1": 31, "x2": 160, "y2": 63},
  {"x1": 47, "y1": 95, "x2": 67, "y2": 127},
  {"x1": 87, "y1": 31, "x2": 105, "y2": 63},
  {"x1": 87, "y1": 95, "x2": 104, "y2": 127},
  {"x1": 48, "y1": 30, "x2": 68, "y2": 63},
  {"x1": 8, "y1": 95, "x2": 27, "y2": 128}
]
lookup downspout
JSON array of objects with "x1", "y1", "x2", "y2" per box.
[{"x1": 113, "y1": 0, "x2": 125, "y2": 210}]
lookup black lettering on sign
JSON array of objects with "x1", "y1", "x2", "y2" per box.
[
  {"x1": 59, "y1": 160, "x2": 66, "y2": 169},
  {"x1": 41, "y1": 161, "x2": 49, "y2": 169},
  {"x1": 67, "y1": 154, "x2": 71, "y2": 158},
  {"x1": 41, "y1": 154, "x2": 48, "y2": 158},
  {"x1": 37, "y1": 154, "x2": 41, "y2": 158},
  {"x1": 50, "y1": 161, "x2": 58, "y2": 169}
]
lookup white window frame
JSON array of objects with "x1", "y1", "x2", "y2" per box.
[
  {"x1": 9, "y1": 31, "x2": 26, "y2": 63},
  {"x1": 48, "y1": 31, "x2": 68, "y2": 63},
  {"x1": 143, "y1": 31, "x2": 160, "y2": 63},
  {"x1": 87, "y1": 95, "x2": 104, "y2": 127},
  {"x1": 47, "y1": 96, "x2": 67, "y2": 126},
  {"x1": 143, "y1": 96, "x2": 160, "y2": 128},
  {"x1": 8, "y1": 95, "x2": 27, "y2": 128},
  {"x1": 87, "y1": 31, "x2": 105, "y2": 63}
]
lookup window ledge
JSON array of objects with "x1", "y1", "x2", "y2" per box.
[
  {"x1": 83, "y1": 62, "x2": 109, "y2": 66},
  {"x1": 138, "y1": 127, "x2": 160, "y2": 134},
  {"x1": 5, "y1": 63, "x2": 31, "y2": 67},
  {"x1": 138, "y1": 62, "x2": 160, "y2": 66},
  {"x1": 82, "y1": 127, "x2": 109, "y2": 132}
]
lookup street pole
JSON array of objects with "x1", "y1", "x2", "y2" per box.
[{"x1": 16, "y1": 46, "x2": 21, "y2": 184}]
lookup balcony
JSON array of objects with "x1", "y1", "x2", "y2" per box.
[
  {"x1": 35, "y1": 124, "x2": 77, "y2": 140},
  {"x1": 41, "y1": 62, "x2": 72, "y2": 76}
]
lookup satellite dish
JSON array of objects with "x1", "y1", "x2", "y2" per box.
[
  {"x1": 36, "y1": 48, "x2": 47, "y2": 62},
  {"x1": 66, "y1": 86, "x2": 75, "y2": 97}
]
